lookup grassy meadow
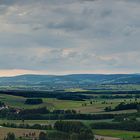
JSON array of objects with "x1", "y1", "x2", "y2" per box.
[
  {"x1": 0, "y1": 93, "x2": 139, "y2": 114},
  {"x1": 0, "y1": 86, "x2": 140, "y2": 140},
  {"x1": 94, "y1": 129, "x2": 140, "y2": 140}
]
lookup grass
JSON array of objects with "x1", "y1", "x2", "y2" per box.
[
  {"x1": 44, "y1": 98, "x2": 139, "y2": 114},
  {"x1": 0, "y1": 86, "x2": 140, "y2": 140},
  {"x1": 0, "y1": 126, "x2": 139, "y2": 140},
  {"x1": 1, "y1": 127, "x2": 140, "y2": 140},
  {"x1": 94, "y1": 129, "x2": 140, "y2": 140},
  {"x1": 0, "y1": 94, "x2": 56, "y2": 109},
  {"x1": 64, "y1": 88, "x2": 89, "y2": 92},
  {"x1": 0, "y1": 93, "x2": 139, "y2": 113}
]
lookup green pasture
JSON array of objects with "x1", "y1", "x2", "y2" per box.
[
  {"x1": 0, "y1": 93, "x2": 139, "y2": 113},
  {"x1": 94, "y1": 129, "x2": 140, "y2": 140}
]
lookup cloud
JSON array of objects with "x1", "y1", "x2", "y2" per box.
[
  {"x1": 0, "y1": 0, "x2": 18, "y2": 6},
  {"x1": 48, "y1": 18, "x2": 89, "y2": 31},
  {"x1": 0, "y1": 0, "x2": 140, "y2": 75}
]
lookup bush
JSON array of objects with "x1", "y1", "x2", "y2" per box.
[
  {"x1": 5, "y1": 132, "x2": 15, "y2": 140},
  {"x1": 39, "y1": 132, "x2": 47, "y2": 140},
  {"x1": 25, "y1": 98, "x2": 43, "y2": 105}
]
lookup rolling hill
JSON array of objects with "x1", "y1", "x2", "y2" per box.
[{"x1": 0, "y1": 74, "x2": 140, "y2": 89}]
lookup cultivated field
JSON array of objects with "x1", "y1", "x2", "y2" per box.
[
  {"x1": 0, "y1": 127, "x2": 44, "y2": 140},
  {"x1": 0, "y1": 86, "x2": 140, "y2": 140}
]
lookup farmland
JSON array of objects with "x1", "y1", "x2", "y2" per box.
[
  {"x1": 0, "y1": 127, "x2": 44, "y2": 140},
  {"x1": 0, "y1": 92, "x2": 139, "y2": 114},
  {"x1": 0, "y1": 81, "x2": 140, "y2": 139},
  {"x1": 0, "y1": 0, "x2": 140, "y2": 136},
  {"x1": 0, "y1": 126, "x2": 140, "y2": 140}
]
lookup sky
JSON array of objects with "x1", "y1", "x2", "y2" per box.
[{"x1": 0, "y1": 0, "x2": 140, "y2": 76}]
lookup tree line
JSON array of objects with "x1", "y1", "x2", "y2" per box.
[
  {"x1": 90, "y1": 120, "x2": 140, "y2": 131},
  {"x1": 25, "y1": 98, "x2": 43, "y2": 105},
  {"x1": 0, "y1": 90, "x2": 91, "y2": 101},
  {"x1": 38, "y1": 121, "x2": 94, "y2": 140},
  {"x1": 0, "y1": 106, "x2": 139, "y2": 120},
  {"x1": 2, "y1": 122, "x2": 52, "y2": 130},
  {"x1": 105, "y1": 102, "x2": 140, "y2": 112},
  {"x1": 4, "y1": 121, "x2": 94, "y2": 140}
]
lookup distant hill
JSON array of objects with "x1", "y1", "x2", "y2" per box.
[{"x1": 0, "y1": 74, "x2": 140, "y2": 90}]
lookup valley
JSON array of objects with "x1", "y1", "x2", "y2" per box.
[{"x1": 0, "y1": 74, "x2": 140, "y2": 140}]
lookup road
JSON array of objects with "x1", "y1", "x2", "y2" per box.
[{"x1": 95, "y1": 135, "x2": 121, "y2": 140}]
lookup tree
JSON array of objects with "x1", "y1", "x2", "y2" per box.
[
  {"x1": 70, "y1": 133, "x2": 79, "y2": 140},
  {"x1": 25, "y1": 98, "x2": 43, "y2": 105},
  {"x1": 104, "y1": 106, "x2": 112, "y2": 112},
  {"x1": 6, "y1": 132, "x2": 15, "y2": 140},
  {"x1": 39, "y1": 132, "x2": 47, "y2": 140},
  {"x1": 137, "y1": 104, "x2": 140, "y2": 112}
]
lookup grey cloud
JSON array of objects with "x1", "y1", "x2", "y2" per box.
[
  {"x1": 80, "y1": 0, "x2": 97, "y2": 2},
  {"x1": 0, "y1": 0, "x2": 78, "y2": 6},
  {"x1": 0, "y1": 0, "x2": 18, "y2": 5},
  {"x1": 0, "y1": 0, "x2": 140, "y2": 73},
  {"x1": 48, "y1": 18, "x2": 89, "y2": 31}
]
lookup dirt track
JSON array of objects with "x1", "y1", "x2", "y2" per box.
[{"x1": 95, "y1": 135, "x2": 121, "y2": 140}]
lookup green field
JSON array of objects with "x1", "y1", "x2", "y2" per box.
[
  {"x1": 0, "y1": 93, "x2": 139, "y2": 114},
  {"x1": 0, "y1": 89, "x2": 140, "y2": 140},
  {"x1": 1, "y1": 84, "x2": 140, "y2": 91},
  {"x1": 94, "y1": 129, "x2": 140, "y2": 140},
  {"x1": 64, "y1": 85, "x2": 140, "y2": 91}
]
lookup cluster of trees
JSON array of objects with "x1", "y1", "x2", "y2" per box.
[
  {"x1": 3, "y1": 121, "x2": 94, "y2": 140},
  {"x1": 0, "y1": 101, "x2": 5, "y2": 107},
  {"x1": 39, "y1": 131, "x2": 70, "y2": 140},
  {"x1": 1, "y1": 104, "x2": 139, "y2": 121},
  {"x1": 0, "y1": 107, "x2": 19, "y2": 119},
  {"x1": 78, "y1": 90, "x2": 140, "y2": 95},
  {"x1": 38, "y1": 121, "x2": 94, "y2": 140},
  {"x1": 19, "y1": 107, "x2": 77, "y2": 117},
  {"x1": 0, "y1": 90, "x2": 92, "y2": 101},
  {"x1": 54, "y1": 121, "x2": 94, "y2": 140},
  {"x1": 4, "y1": 133, "x2": 15, "y2": 140},
  {"x1": 18, "y1": 111, "x2": 115, "y2": 120},
  {"x1": 20, "y1": 107, "x2": 50, "y2": 115},
  {"x1": 105, "y1": 102, "x2": 140, "y2": 112},
  {"x1": 100, "y1": 94, "x2": 140, "y2": 99},
  {"x1": 0, "y1": 107, "x2": 77, "y2": 120},
  {"x1": 25, "y1": 98, "x2": 43, "y2": 105},
  {"x1": 1, "y1": 106, "x2": 138, "y2": 120},
  {"x1": 90, "y1": 120, "x2": 140, "y2": 131},
  {"x1": 1, "y1": 90, "x2": 140, "y2": 102},
  {"x1": 2, "y1": 122, "x2": 52, "y2": 130},
  {"x1": 113, "y1": 115, "x2": 137, "y2": 122}
]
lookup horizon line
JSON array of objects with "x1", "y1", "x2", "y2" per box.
[
  {"x1": 0, "y1": 73, "x2": 139, "y2": 78},
  {"x1": 0, "y1": 69, "x2": 139, "y2": 77}
]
